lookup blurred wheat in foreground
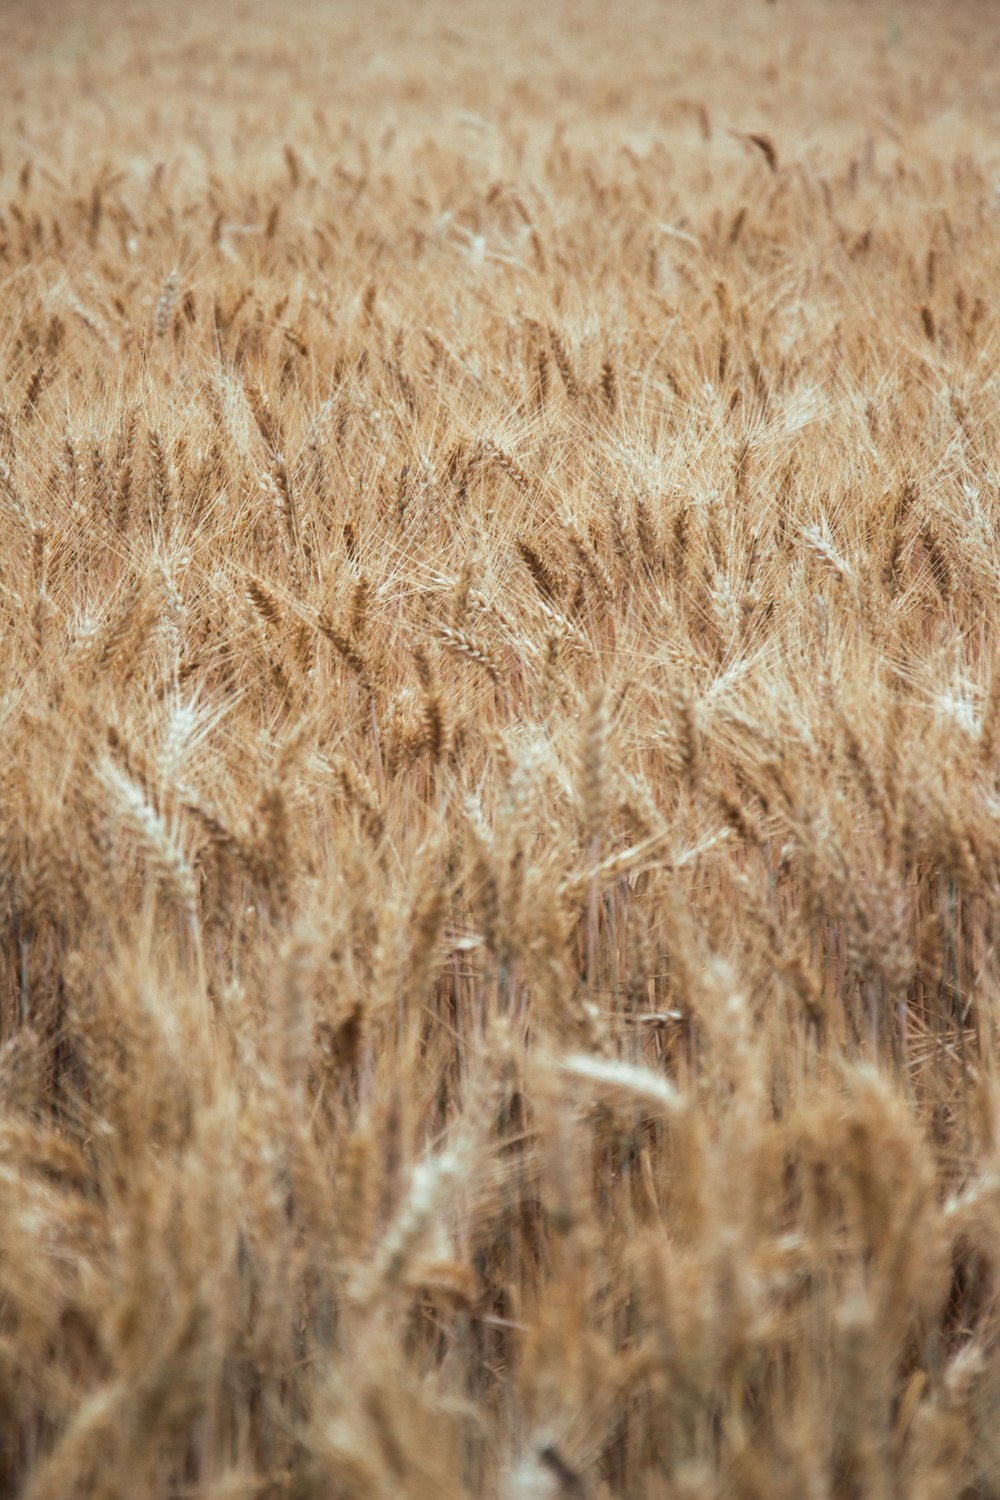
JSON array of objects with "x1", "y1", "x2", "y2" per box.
[{"x1": 3, "y1": 0, "x2": 1000, "y2": 1495}]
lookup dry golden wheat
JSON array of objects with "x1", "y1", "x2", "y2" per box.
[{"x1": 2, "y1": 0, "x2": 1000, "y2": 1496}]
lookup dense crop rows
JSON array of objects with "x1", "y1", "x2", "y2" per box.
[{"x1": 3, "y1": 2, "x2": 1000, "y2": 1496}]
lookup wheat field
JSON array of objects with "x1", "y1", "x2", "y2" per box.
[{"x1": 3, "y1": 1, "x2": 1000, "y2": 1495}]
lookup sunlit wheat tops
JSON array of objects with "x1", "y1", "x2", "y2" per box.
[{"x1": 2, "y1": 0, "x2": 1000, "y2": 1496}]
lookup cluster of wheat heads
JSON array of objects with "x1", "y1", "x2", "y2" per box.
[{"x1": 3, "y1": 0, "x2": 1000, "y2": 1495}]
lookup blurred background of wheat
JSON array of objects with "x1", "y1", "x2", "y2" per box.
[{"x1": 3, "y1": 0, "x2": 1000, "y2": 1495}]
